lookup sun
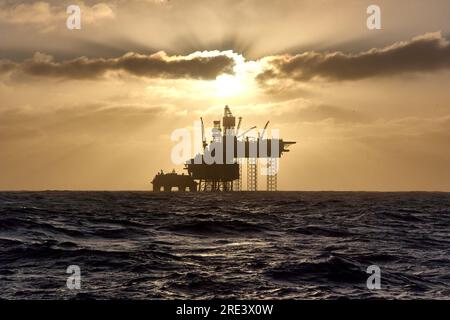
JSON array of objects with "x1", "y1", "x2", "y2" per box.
[
  {"x1": 202, "y1": 51, "x2": 263, "y2": 98},
  {"x1": 214, "y1": 74, "x2": 245, "y2": 97}
]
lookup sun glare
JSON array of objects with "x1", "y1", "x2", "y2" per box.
[
  {"x1": 171, "y1": 52, "x2": 263, "y2": 99},
  {"x1": 214, "y1": 74, "x2": 244, "y2": 97}
]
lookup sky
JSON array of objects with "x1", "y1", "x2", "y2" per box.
[{"x1": 1, "y1": 0, "x2": 450, "y2": 191}]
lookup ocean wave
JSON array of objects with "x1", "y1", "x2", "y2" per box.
[
  {"x1": 0, "y1": 191, "x2": 449, "y2": 299},
  {"x1": 163, "y1": 219, "x2": 270, "y2": 235},
  {"x1": 264, "y1": 255, "x2": 367, "y2": 284}
]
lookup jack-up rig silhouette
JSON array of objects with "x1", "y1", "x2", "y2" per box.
[{"x1": 151, "y1": 105, "x2": 295, "y2": 192}]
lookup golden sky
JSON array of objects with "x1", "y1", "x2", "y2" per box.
[{"x1": 1, "y1": 0, "x2": 450, "y2": 191}]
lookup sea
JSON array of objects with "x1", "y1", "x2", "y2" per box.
[{"x1": 0, "y1": 191, "x2": 449, "y2": 299}]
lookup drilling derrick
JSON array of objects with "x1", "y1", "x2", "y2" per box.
[
  {"x1": 223, "y1": 105, "x2": 236, "y2": 134},
  {"x1": 154, "y1": 105, "x2": 295, "y2": 192}
]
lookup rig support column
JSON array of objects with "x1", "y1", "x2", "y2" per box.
[
  {"x1": 247, "y1": 158, "x2": 258, "y2": 191},
  {"x1": 266, "y1": 158, "x2": 278, "y2": 192},
  {"x1": 234, "y1": 159, "x2": 242, "y2": 191}
]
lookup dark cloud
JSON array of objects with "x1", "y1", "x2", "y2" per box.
[
  {"x1": 0, "y1": 51, "x2": 235, "y2": 80},
  {"x1": 257, "y1": 32, "x2": 450, "y2": 82},
  {"x1": 0, "y1": 60, "x2": 16, "y2": 73}
]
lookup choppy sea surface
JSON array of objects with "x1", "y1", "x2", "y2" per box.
[{"x1": 0, "y1": 191, "x2": 449, "y2": 299}]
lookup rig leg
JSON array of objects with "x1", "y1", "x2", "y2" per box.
[
  {"x1": 266, "y1": 158, "x2": 278, "y2": 192},
  {"x1": 233, "y1": 159, "x2": 242, "y2": 191},
  {"x1": 247, "y1": 158, "x2": 258, "y2": 191}
]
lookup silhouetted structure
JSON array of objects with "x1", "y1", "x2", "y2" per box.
[
  {"x1": 151, "y1": 171, "x2": 198, "y2": 192},
  {"x1": 151, "y1": 106, "x2": 295, "y2": 192}
]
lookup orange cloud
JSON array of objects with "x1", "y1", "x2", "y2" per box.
[
  {"x1": 0, "y1": 51, "x2": 236, "y2": 80},
  {"x1": 257, "y1": 32, "x2": 450, "y2": 83}
]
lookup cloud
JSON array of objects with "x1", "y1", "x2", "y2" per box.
[
  {"x1": 257, "y1": 32, "x2": 450, "y2": 83},
  {"x1": 0, "y1": 1, "x2": 53, "y2": 25},
  {"x1": 0, "y1": 1, "x2": 115, "y2": 30},
  {"x1": 0, "y1": 51, "x2": 236, "y2": 80}
]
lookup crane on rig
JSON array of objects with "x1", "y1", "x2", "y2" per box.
[
  {"x1": 200, "y1": 117, "x2": 207, "y2": 150},
  {"x1": 259, "y1": 121, "x2": 270, "y2": 139},
  {"x1": 238, "y1": 126, "x2": 257, "y2": 139},
  {"x1": 236, "y1": 117, "x2": 242, "y2": 136}
]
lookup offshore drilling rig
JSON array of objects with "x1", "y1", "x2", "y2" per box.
[{"x1": 151, "y1": 106, "x2": 295, "y2": 192}]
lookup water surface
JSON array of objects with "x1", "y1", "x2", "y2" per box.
[{"x1": 0, "y1": 191, "x2": 449, "y2": 299}]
